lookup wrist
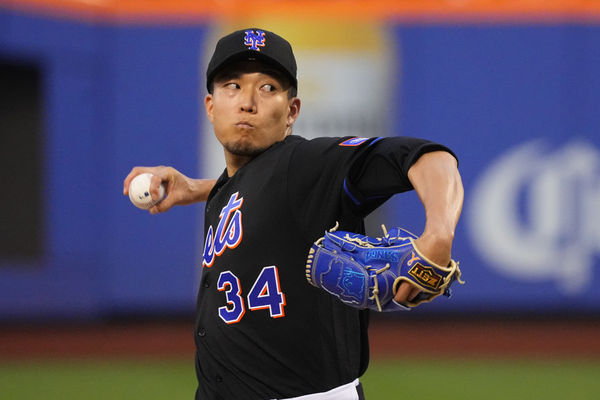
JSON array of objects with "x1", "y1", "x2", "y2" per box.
[
  {"x1": 414, "y1": 230, "x2": 454, "y2": 266},
  {"x1": 189, "y1": 178, "x2": 216, "y2": 203}
]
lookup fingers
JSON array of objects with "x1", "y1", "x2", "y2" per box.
[
  {"x1": 124, "y1": 166, "x2": 170, "y2": 196},
  {"x1": 125, "y1": 165, "x2": 186, "y2": 214},
  {"x1": 148, "y1": 192, "x2": 175, "y2": 214},
  {"x1": 149, "y1": 204, "x2": 165, "y2": 215},
  {"x1": 124, "y1": 165, "x2": 197, "y2": 214},
  {"x1": 394, "y1": 281, "x2": 421, "y2": 304},
  {"x1": 409, "y1": 286, "x2": 421, "y2": 301},
  {"x1": 124, "y1": 166, "x2": 170, "y2": 213},
  {"x1": 148, "y1": 173, "x2": 165, "y2": 202},
  {"x1": 123, "y1": 166, "x2": 158, "y2": 196}
]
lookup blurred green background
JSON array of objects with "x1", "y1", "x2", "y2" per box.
[{"x1": 2, "y1": 357, "x2": 600, "y2": 399}]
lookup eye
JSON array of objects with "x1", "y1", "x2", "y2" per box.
[
  {"x1": 260, "y1": 83, "x2": 276, "y2": 92},
  {"x1": 223, "y1": 82, "x2": 240, "y2": 90}
]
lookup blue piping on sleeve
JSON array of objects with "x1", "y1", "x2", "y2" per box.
[
  {"x1": 343, "y1": 178, "x2": 361, "y2": 206},
  {"x1": 368, "y1": 137, "x2": 384, "y2": 146},
  {"x1": 343, "y1": 137, "x2": 383, "y2": 206}
]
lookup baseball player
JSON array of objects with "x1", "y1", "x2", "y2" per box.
[{"x1": 124, "y1": 28, "x2": 463, "y2": 400}]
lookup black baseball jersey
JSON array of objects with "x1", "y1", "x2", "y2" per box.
[{"x1": 194, "y1": 135, "x2": 454, "y2": 399}]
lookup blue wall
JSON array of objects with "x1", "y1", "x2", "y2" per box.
[
  {"x1": 0, "y1": 10, "x2": 207, "y2": 318},
  {"x1": 1, "y1": 8, "x2": 599, "y2": 318},
  {"x1": 390, "y1": 24, "x2": 600, "y2": 313}
]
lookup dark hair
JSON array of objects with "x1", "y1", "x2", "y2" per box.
[{"x1": 208, "y1": 61, "x2": 297, "y2": 99}]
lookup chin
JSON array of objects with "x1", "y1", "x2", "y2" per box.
[{"x1": 225, "y1": 141, "x2": 267, "y2": 157}]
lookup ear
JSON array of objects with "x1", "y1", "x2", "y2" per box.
[
  {"x1": 204, "y1": 94, "x2": 214, "y2": 123},
  {"x1": 286, "y1": 97, "x2": 301, "y2": 128}
]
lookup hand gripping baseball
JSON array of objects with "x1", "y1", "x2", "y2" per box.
[{"x1": 305, "y1": 224, "x2": 464, "y2": 311}]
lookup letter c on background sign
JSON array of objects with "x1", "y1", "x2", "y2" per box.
[{"x1": 468, "y1": 140, "x2": 600, "y2": 294}]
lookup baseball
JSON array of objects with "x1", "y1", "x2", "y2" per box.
[{"x1": 128, "y1": 173, "x2": 165, "y2": 210}]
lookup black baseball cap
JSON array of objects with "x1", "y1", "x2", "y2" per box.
[{"x1": 206, "y1": 28, "x2": 297, "y2": 92}]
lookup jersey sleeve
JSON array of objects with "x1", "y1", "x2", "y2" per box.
[
  {"x1": 286, "y1": 135, "x2": 457, "y2": 240},
  {"x1": 344, "y1": 136, "x2": 457, "y2": 216}
]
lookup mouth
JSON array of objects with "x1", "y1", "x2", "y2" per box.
[{"x1": 235, "y1": 121, "x2": 254, "y2": 130}]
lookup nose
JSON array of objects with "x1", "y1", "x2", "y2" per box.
[{"x1": 239, "y1": 89, "x2": 257, "y2": 113}]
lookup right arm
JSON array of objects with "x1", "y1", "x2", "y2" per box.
[{"x1": 123, "y1": 166, "x2": 216, "y2": 214}]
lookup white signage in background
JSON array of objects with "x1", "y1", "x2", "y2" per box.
[
  {"x1": 293, "y1": 51, "x2": 392, "y2": 140},
  {"x1": 468, "y1": 140, "x2": 600, "y2": 294}
]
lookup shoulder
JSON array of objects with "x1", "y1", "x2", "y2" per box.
[
  {"x1": 364, "y1": 136, "x2": 458, "y2": 162},
  {"x1": 287, "y1": 135, "x2": 382, "y2": 154}
]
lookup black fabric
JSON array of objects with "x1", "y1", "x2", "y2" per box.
[
  {"x1": 357, "y1": 382, "x2": 366, "y2": 400},
  {"x1": 343, "y1": 137, "x2": 457, "y2": 216},
  {"x1": 206, "y1": 28, "x2": 297, "y2": 92},
  {"x1": 194, "y1": 135, "x2": 454, "y2": 399}
]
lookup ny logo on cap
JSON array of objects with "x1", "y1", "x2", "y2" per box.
[{"x1": 244, "y1": 29, "x2": 266, "y2": 51}]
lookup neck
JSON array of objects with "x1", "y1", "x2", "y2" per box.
[{"x1": 224, "y1": 152, "x2": 253, "y2": 177}]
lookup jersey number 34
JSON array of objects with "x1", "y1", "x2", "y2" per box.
[{"x1": 217, "y1": 266, "x2": 286, "y2": 324}]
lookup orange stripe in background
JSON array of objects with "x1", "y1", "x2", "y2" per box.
[{"x1": 2, "y1": 0, "x2": 600, "y2": 23}]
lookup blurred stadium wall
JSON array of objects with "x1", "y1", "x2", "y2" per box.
[{"x1": 1, "y1": 0, "x2": 600, "y2": 322}]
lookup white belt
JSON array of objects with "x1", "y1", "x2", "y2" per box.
[{"x1": 276, "y1": 379, "x2": 360, "y2": 400}]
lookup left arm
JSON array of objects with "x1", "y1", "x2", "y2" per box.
[{"x1": 394, "y1": 150, "x2": 464, "y2": 303}]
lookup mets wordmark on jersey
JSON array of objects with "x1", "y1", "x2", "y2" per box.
[{"x1": 202, "y1": 191, "x2": 286, "y2": 324}]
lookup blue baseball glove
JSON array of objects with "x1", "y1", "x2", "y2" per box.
[{"x1": 305, "y1": 224, "x2": 464, "y2": 311}]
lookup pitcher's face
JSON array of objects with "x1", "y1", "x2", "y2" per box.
[{"x1": 205, "y1": 62, "x2": 300, "y2": 159}]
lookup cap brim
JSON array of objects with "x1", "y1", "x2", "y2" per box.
[{"x1": 206, "y1": 50, "x2": 297, "y2": 91}]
